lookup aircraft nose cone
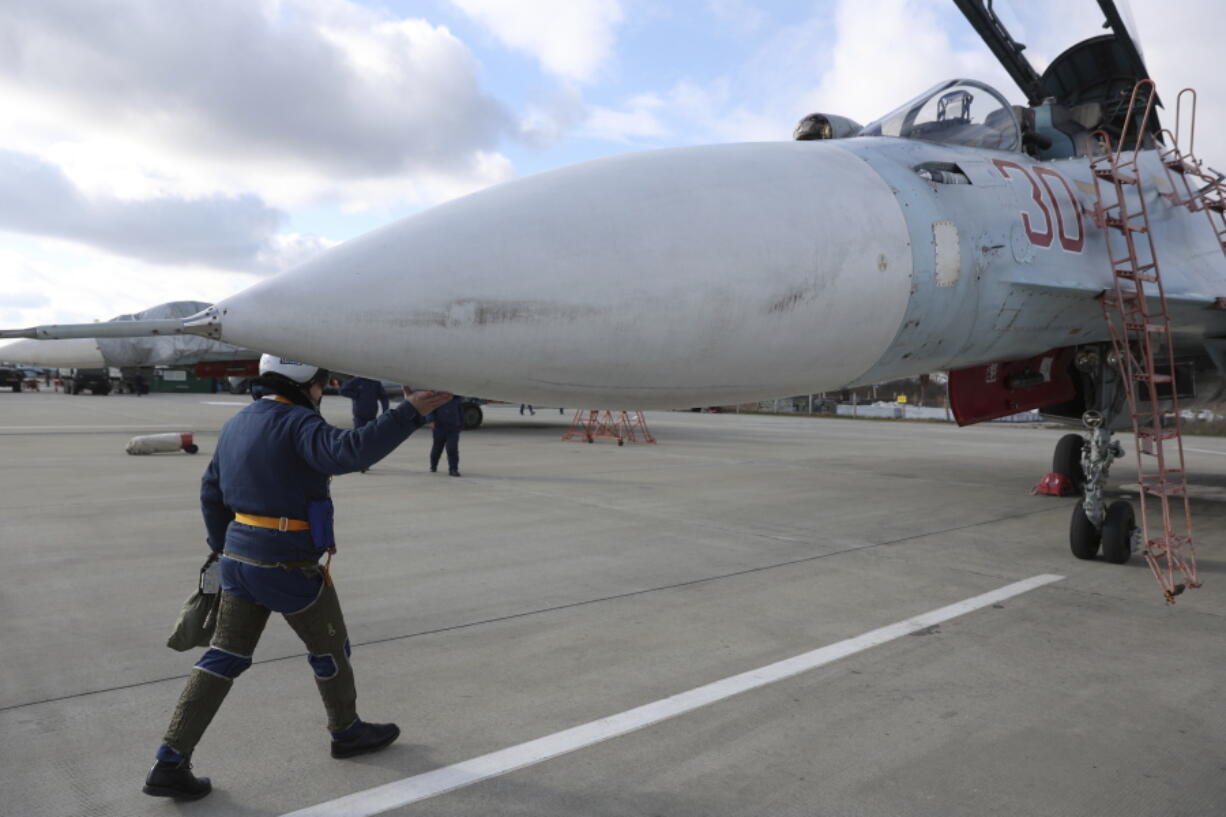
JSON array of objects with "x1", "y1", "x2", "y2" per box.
[{"x1": 217, "y1": 142, "x2": 912, "y2": 407}]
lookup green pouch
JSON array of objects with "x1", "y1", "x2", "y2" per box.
[
  {"x1": 166, "y1": 589, "x2": 220, "y2": 651},
  {"x1": 166, "y1": 553, "x2": 221, "y2": 651}
]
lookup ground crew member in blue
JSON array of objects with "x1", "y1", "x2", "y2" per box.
[
  {"x1": 143, "y1": 355, "x2": 452, "y2": 800},
  {"x1": 428, "y1": 395, "x2": 465, "y2": 477},
  {"x1": 339, "y1": 376, "x2": 389, "y2": 429}
]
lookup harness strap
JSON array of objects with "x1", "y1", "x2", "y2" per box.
[
  {"x1": 221, "y1": 551, "x2": 319, "y2": 570},
  {"x1": 234, "y1": 512, "x2": 311, "y2": 532}
]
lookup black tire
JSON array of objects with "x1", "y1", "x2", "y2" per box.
[
  {"x1": 184, "y1": 444, "x2": 199, "y2": 454},
  {"x1": 1101, "y1": 500, "x2": 1135, "y2": 564},
  {"x1": 1053, "y1": 434, "x2": 1085, "y2": 489},
  {"x1": 11, "y1": 383, "x2": 20, "y2": 393},
  {"x1": 94, "y1": 386, "x2": 111, "y2": 396},
  {"x1": 462, "y1": 403, "x2": 483, "y2": 430},
  {"x1": 1070, "y1": 503, "x2": 1101, "y2": 560}
]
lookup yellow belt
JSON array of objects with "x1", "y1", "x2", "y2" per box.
[{"x1": 234, "y1": 512, "x2": 311, "y2": 532}]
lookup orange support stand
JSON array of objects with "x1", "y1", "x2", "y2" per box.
[{"x1": 562, "y1": 410, "x2": 656, "y2": 445}]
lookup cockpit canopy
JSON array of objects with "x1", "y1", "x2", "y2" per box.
[{"x1": 858, "y1": 79, "x2": 1020, "y2": 152}]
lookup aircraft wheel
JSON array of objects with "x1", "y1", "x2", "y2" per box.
[
  {"x1": 1053, "y1": 434, "x2": 1085, "y2": 489},
  {"x1": 1101, "y1": 500, "x2": 1135, "y2": 564},
  {"x1": 1069, "y1": 503, "x2": 1101, "y2": 560},
  {"x1": 462, "y1": 403, "x2": 483, "y2": 430}
]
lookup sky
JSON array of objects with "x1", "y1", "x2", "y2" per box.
[{"x1": 1, "y1": 0, "x2": 1223, "y2": 329}]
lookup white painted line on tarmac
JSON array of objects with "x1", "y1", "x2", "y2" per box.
[
  {"x1": 1184, "y1": 446, "x2": 1226, "y2": 457},
  {"x1": 0, "y1": 424, "x2": 187, "y2": 432},
  {"x1": 280, "y1": 574, "x2": 1064, "y2": 817}
]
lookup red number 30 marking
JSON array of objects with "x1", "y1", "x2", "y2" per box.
[{"x1": 992, "y1": 159, "x2": 1084, "y2": 253}]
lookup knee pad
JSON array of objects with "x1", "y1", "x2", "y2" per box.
[
  {"x1": 194, "y1": 646, "x2": 252, "y2": 680},
  {"x1": 306, "y1": 639, "x2": 351, "y2": 680}
]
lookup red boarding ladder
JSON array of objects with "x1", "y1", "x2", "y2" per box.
[
  {"x1": 1090, "y1": 79, "x2": 1199, "y2": 603},
  {"x1": 562, "y1": 410, "x2": 656, "y2": 445},
  {"x1": 1157, "y1": 88, "x2": 1226, "y2": 262}
]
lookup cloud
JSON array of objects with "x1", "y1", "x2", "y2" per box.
[
  {"x1": 799, "y1": 0, "x2": 1013, "y2": 129},
  {"x1": 518, "y1": 86, "x2": 589, "y2": 148},
  {"x1": 0, "y1": 150, "x2": 330, "y2": 272},
  {"x1": 0, "y1": 0, "x2": 516, "y2": 208},
  {"x1": 1126, "y1": 0, "x2": 1226, "y2": 167},
  {"x1": 583, "y1": 94, "x2": 668, "y2": 142},
  {"x1": 0, "y1": 290, "x2": 49, "y2": 310},
  {"x1": 0, "y1": 234, "x2": 265, "y2": 330},
  {"x1": 449, "y1": 0, "x2": 623, "y2": 83}
]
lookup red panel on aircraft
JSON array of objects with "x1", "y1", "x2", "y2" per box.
[
  {"x1": 948, "y1": 348, "x2": 1075, "y2": 427},
  {"x1": 194, "y1": 360, "x2": 259, "y2": 377}
]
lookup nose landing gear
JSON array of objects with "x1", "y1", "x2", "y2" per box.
[
  {"x1": 1068, "y1": 408, "x2": 1130, "y2": 563},
  {"x1": 1054, "y1": 346, "x2": 1138, "y2": 565}
]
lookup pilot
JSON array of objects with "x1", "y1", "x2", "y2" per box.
[
  {"x1": 143, "y1": 354, "x2": 452, "y2": 800},
  {"x1": 428, "y1": 395, "x2": 466, "y2": 477},
  {"x1": 339, "y1": 376, "x2": 389, "y2": 430}
]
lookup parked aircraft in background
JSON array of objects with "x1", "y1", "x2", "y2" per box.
[
  {"x1": 4, "y1": 1, "x2": 1220, "y2": 601},
  {"x1": 0, "y1": 301, "x2": 261, "y2": 385}
]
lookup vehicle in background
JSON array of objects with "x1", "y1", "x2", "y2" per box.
[
  {"x1": 19, "y1": 367, "x2": 47, "y2": 391},
  {"x1": 63, "y1": 367, "x2": 116, "y2": 395},
  {"x1": 0, "y1": 364, "x2": 23, "y2": 392}
]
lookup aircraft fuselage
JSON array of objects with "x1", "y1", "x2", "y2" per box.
[{"x1": 206, "y1": 138, "x2": 1226, "y2": 408}]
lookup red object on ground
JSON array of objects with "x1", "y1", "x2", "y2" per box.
[{"x1": 1032, "y1": 472, "x2": 1076, "y2": 496}]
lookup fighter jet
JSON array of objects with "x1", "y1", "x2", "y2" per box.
[
  {"x1": 4, "y1": 1, "x2": 1220, "y2": 601},
  {"x1": 1, "y1": 300, "x2": 260, "y2": 382}
]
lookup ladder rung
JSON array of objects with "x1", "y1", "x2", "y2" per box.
[
  {"x1": 1141, "y1": 482, "x2": 1186, "y2": 497},
  {"x1": 1115, "y1": 269, "x2": 1159, "y2": 282},
  {"x1": 1137, "y1": 428, "x2": 1180, "y2": 441},
  {"x1": 1124, "y1": 321, "x2": 1167, "y2": 333},
  {"x1": 1095, "y1": 169, "x2": 1137, "y2": 184},
  {"x1": 1106, "y1": 218, "x2": 1147, "y2": 233}
]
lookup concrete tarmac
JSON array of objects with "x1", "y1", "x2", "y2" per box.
[{"x1": 2, "y1": 392, "x2": 1224, "y2": 817}]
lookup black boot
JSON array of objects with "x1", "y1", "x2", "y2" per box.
[
  {"x1": 143, "y1": 758, "x2": 212, "y2": 800},
  {"x1": 331, "y1": 721, "x2": 401, "y2": 758}
]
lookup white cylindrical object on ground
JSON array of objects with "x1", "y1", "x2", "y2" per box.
[{"x1": 126, "y1": 432, "x2": 198, "y2": 455}]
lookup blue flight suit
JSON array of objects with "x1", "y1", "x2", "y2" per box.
[
  {"x1": 338, "y1": 377, "x2": 389, "y2": 429},
  {"x1": 159, "y1": 396, "x2": 427, "y2": 759},
  {"x1": 429, "y1": 396, "x2": 464, "y2": 473},
  {"x1": 201, "y1": 397, "x2": 422, "y2": 566}
]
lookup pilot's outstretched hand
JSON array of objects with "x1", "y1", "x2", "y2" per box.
[{"x1": 405, "y1": 388, "x2": 454, "y2": 416}]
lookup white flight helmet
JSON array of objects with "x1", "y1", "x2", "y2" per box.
[{"x1": 258, "y1": 354, "x2": 325, "y2": 385}]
